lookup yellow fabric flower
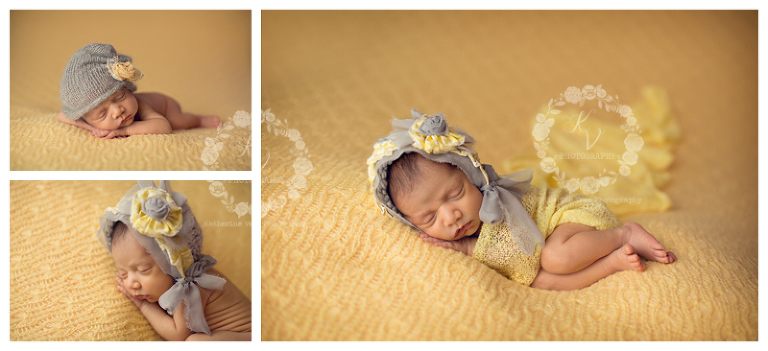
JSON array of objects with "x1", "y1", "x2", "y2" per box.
[
  {"x1": 408, "y1": 117, "x2": 465, "y2": 154},
  {"x1": 130, "y1": 188, "x2": 183, "y2": 239},
  {"x1": 110, "y1": 61, "x2": 143, "y2": 81}
]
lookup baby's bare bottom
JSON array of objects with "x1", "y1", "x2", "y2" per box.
[
  {"x1": 186, "y1": 330, "x2": 251, "y2": 341},
  {"x1": 136, "y1": 93, "x2": 219, "y2": 129},
  {"x1": 164, "y1": 97, "x2": 221, "y2": 129}
]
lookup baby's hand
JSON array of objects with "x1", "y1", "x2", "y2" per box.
[
  {"x1": 419, "y1": 233, "x2": 476, "y2": 256},
  {"x1": 91, "y1": 128, "x2": 126, "y2": 139},
  {"x1": 115, "y1": 274, "x2": 146, "y2": 309}
]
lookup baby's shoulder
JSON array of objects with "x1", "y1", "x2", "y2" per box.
[
  {"x1": 134, "y1": 92, "x2": 170, "y2": 109},
  {"x1": 196, "y1": 269, "x2": 249, "y2": 309}
]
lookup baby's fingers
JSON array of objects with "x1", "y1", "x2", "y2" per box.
[
  {"x1": 419, "y1": 235, "x2": 440, "y2": 244},
  {"x1": 420, "y1": 237, "x2": 451, "y2": 249}
]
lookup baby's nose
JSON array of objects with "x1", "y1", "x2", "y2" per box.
[
  {"x1": 112, "y1": 106, "x2": 124, "y2": 118},
  {"x1": 453, "y1": 208, "x2": 462, "y2": 222},
  {"x1": 442, "y1": 206, "x2": 461, "y2": 225},
  {"x1": 130, "y1": 279, "x2": 141, "y2": 289}
]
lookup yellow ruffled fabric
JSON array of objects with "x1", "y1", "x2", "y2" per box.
[
  {"x1": 109, "y1": 61, "x2": 143, "y2": 81},
  {"x1": 408, "y1": 117, "x2": 466, "y2": 154},
  {"x1": 503, "y1": 86, "x2": 680, "y2": 216},
  {"x1": 367, "y1": 140, "x2": 397, "y2": 184},
  {"x1": 473, "y1": 183, "x2": 622, "y2": 286},
  {"x1": 130, "y1": 187, "x2": 192, "y2": 277},
  {"x1": 130, "y1": 188, "x2": 182, "y2": 238}
]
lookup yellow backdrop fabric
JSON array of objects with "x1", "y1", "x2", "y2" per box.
[{"x1": 261, "y1": 11, "x2": 757, "y2": 340}]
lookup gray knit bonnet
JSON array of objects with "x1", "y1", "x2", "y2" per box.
[
  {"x1": 367, "y1": 110, "x2": 546, "y2": 255},
  {"x1": 96, "y1": 180, "x2": 225, "y2": 336},
  {"x1": 60, "y1": 43, "x2": 143, "y2": 120}
]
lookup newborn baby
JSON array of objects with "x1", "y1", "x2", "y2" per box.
[
  {"x1": 368, "y1": 110, "x2": 675, "y2": 290},
  {"x1": 57, "y1": 43, "x2": 219, "y2": 139},
  {"x1": 111, "y1": 222, "x2": 251, "y2": 341},
  {"x1": 98, "y1": 181, "x2": 251, "y2": 340}
]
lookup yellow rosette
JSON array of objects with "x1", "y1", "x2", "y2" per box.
[
  {"x1": 408, "y1": 116, "x2": 465, "y2": 154},
  {"x1": 130, "y1": 188, "x2": 183, "y2": 238}
]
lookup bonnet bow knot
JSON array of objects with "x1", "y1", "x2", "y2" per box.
[{"x1": 158, "y1": 255, "x2": 226, "y2": 336}]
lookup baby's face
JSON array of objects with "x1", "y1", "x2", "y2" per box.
[
  {"x1": 81, "y1": 88, "x2": 138, "y2": 130},
  {"x1": 112, "y1": 231, "x2": 173, "y2": 303},
  {"x1": 393, "y1": 163, "x2": 484, "y2": 241}
]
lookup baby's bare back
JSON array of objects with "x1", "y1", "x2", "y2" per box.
[
  {"x1": 134, "y1": 93, "x2": 174, "y2": 117},
  {"x1": 198, "y1": 269, "x2": 251, "y2": 333}
]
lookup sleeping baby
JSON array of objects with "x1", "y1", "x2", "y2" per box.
[
  {"x1": 57, "y1": 43, "x2": 219, "y2": 139},
  {"x1": 368, "y1": 110, "x2": 676, "y2": 291},
  {"x1": 97, "y1": 181, "x2": 251, "y2": 340}
]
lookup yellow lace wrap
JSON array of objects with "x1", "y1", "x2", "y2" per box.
[{"x1": 473, "y1": 183, "x2": 622, "y2": 286}]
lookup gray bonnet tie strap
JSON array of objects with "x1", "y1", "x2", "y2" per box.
[{"x1": 159, "y1": 255, "x2": 226, "y2": 336}]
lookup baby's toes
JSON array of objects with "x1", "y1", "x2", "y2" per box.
[
  {"x1": 666, "y1": 251, "x2": 677, "y2": 263},
  {"x1": 628, "y1": 255, "x2": 645, "y2": 272}
]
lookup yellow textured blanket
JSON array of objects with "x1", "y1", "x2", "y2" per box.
[
  {"x1": 10, "y1": 11, "x2": 251, "y2": 171},
  {"x1": 10, "y1": 180, "x2": 252, "y2": 341},
  {"x1": 262, "y1": 11, "x2": 757, "y2": 340}
]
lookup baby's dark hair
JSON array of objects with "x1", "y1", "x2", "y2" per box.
[
  {"x1": 387, "y1": 152, "x2": 455, "y2": 203},
  {"x1": 110, "y1": 221, "x2": 130, "y2": 251}
]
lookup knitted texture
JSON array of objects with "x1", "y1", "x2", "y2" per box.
[
  {"x1": 60, "y1": 43, "x2": 141, "y2": 120},
  {"x1": 10, "y1": 180, "x2": 251, "y2": 340},
  {"x1": 473, "y1": 184, "x2": 622, "y2": 286},
  {"x1": 10, "y1": 110, "x2": 251, "y2": 171},
  {"x1": 262, "y1": 11, "x2": 757, "y2": 340},
  {"x1": 11, "y1": 11, "x2": 251, "y2": 171},
  {"x1": 98, "y1": 182, "x2": 205, "y2": 276}
]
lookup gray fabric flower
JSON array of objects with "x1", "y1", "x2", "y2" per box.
[
  {"x1": 419, "y1": 114, "x2": 449, "y2": 135},
  {"x1": 143, "y1": 196, "x2": 171, "y2": 220}
]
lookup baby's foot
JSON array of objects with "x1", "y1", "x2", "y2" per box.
[
  {"x1": 607, "y1": 244, "x2": 645, "y2": 273},
  {"x1": 622, "y1": 222, "x2": 675, "y2": 264},
  {"x1": 198, "y1": 115, "x2": 220, "y2": 128}
]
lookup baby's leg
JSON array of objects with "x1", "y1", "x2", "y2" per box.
[
  {"x1": 541, "y1": 223, "x2": 625, "y2": 274},
  {"x1": 164, "y1": 97, "x2": 220, "y2": 130},
  {"x1": 531, "y1": 244, "x2": 645, "y2": 291},
  {"x1": 186, "y1": 331, "x2": 251, "y2": 341},
  {"x1": 541, "y1": 222, "x2": 675, "y2": 275}
]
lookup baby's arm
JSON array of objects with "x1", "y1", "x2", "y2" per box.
[
  {"x1": 137, "y1": 299, "x2": 192, "y2": 341},
  {"x1": 419, "y1": 234, "x2": 477, "y2": 256},
  {"x1": 56, "y1": 111, "x2": 96, "y2": 132},
  {"x1": 116, "y1": 275, "x2": 192, "y2": 341}
]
